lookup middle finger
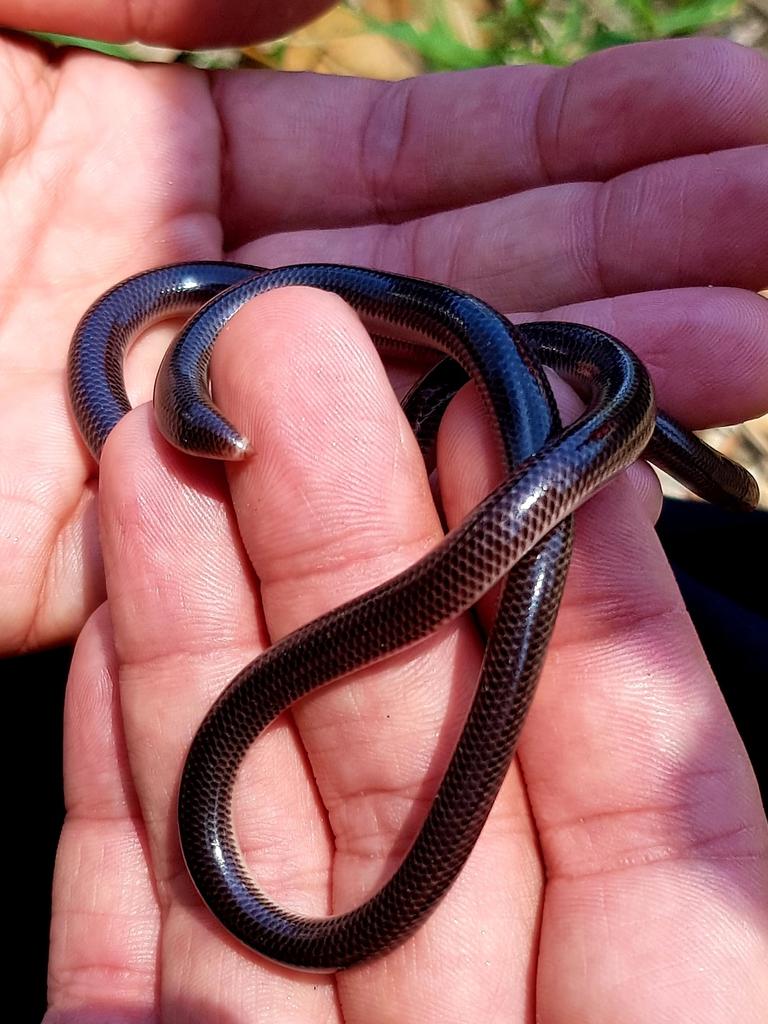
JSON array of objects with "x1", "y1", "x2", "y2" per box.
[{"x1": 243, "y1": 144, "x2": 768, "y2": 312}]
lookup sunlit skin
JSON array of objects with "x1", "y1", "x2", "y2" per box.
[{"x1": 0, "y1": 4, "x2": 765, "y2": 1021}]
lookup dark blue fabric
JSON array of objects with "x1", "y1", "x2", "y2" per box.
[{"x1": 657, "y1": 499, "x2": 767, "y2": 806}]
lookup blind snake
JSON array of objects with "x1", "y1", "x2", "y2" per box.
[{"x1": 68, "y1": 261, "x2": 759, "y2": 971}]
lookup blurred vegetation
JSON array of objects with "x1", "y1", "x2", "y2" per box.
[
  {"x1": 359, "y1": 0, "x2": 741, "y2": 69},
  {"x1": 27, "y1": 0, "x2": 752, "y2": 72}
]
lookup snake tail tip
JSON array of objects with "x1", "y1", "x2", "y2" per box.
[{"x1": 232, "y1": 435, "x2": 254, "y2": 460}]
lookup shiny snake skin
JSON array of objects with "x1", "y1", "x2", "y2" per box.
[{"x1": 68, "y1": 262, "x2": 759, "y2": 972}]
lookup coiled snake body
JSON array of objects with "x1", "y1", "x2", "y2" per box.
[{"x1": 68, "y1": 262, "x2": 758, "y2": 971}]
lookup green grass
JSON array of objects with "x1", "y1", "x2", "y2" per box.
[
  {"x1": 25, "y1": 31, "x2": 241, "y2": 67},
  {"x1": 27, "y1": 31, "x2": 149, "y2": 60},
  {"x1": 363, "y1": 0, "x2": 741, "y2": 70}
]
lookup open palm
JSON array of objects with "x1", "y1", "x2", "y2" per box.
[{"x1": 0, "y1": 11, "x2": 764, "y2": 1022}]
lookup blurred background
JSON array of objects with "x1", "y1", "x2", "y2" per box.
[{"x1": 33, "y1": 0, "x2": 768, "y2": 74}]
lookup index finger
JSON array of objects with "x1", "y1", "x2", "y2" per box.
[{"x1": 100, "y1": 285, "x2": 544, "y2": 1016}]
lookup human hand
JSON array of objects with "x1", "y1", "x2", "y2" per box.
[
  {"x1": 1, "y1": 16, "x2": 767, "y2": 655},
  {"x1": 44, "y1": 31, "x2": 768, "y2": 1020},
  {"x1": 0, "y1": 0, "x2": 337, "y2": 652}
]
